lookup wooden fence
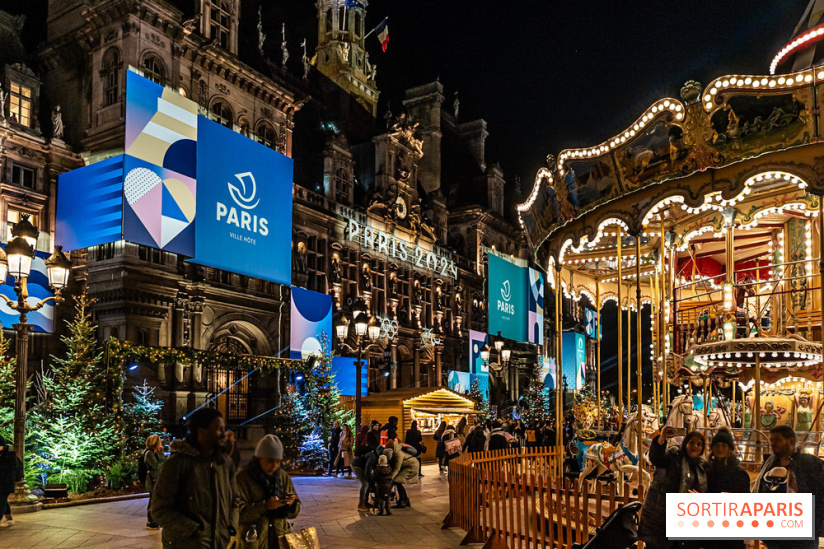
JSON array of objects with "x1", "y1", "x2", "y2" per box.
[{"x1": 442, "y1": 447, "x2": 644, "y2": 548}]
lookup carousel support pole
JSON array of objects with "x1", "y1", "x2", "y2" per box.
[
  {"x1": 555, "y1": 262, "x2": 564, "y2": 475},
  {"x1": 755, "y1": 354, "x2": 762, "y2": 462},
  {"x1": 660, "y1": 220, "x2": 666, "y2": 419},
  {"x1": 596, "y1": 279, "x2": 602, "y2": 428},
  {"x1": 819, "y1": 196, "x2": 824, "y2": 433},
  {"x1": 732, "y1": 377, "x2": 737, "y2": 427},
  {"x1": 617, "y1": 227, "x2": 624, "y2": 423},
  {"x1": 635, "y1": 234, "x2": 644, "y2": 477},
  {"x1": 627, "y1": 283, "x2": 632, "y2": 417},
  {"x1": 703, "y1": 374, "x2": 709, "y2": 433}
]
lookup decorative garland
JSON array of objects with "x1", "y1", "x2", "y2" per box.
[{"x1": 105, "y1": 338, "x2": 307, "y2": 374}]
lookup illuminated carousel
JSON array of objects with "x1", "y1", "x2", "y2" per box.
[{"x1": 517, "y1": 17, "x2": 824, "y2": 475}]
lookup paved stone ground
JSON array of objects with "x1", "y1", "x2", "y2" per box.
[{"x1": 0, "y1": 464, "x2": 468, "y2": 548}]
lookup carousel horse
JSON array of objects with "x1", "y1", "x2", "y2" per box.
[
  {"x1": 615, "y1": 406, "x2": 658, "y2": 492},
  {"x1": 578, "y1": 441, "x2": 645, "y2": 494},
  {"x1": 666, "y1": 395, "x2": 702, "y2": 431}
]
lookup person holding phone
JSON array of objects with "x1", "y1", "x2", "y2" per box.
[
  {"x1": 237, "y1": 434, "x2": 301, "y2": 548},
  {"x1": 639, "y1": 426, "x2": 707, "y2": 549}
]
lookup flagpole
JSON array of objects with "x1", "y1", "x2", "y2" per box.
[{"x1": 364, "y1": 16, "x2": 388, "y2": 39}]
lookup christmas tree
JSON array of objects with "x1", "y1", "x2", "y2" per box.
[
  {"x1": 468, "y1": 378, "x2": 488, "y2": 424},
  {"x1": 121, "y1": 380, "x2": 164, "y2": 464},
  {"x1": 302, "y1": 332, "x2": 353, "y2": 439},
  {"x1": 298, "y1": 431, "x2": 328, "y2": 470},
  {"x1": 31, "y1": 294, "x2": 118, "y2": 475},
  {"x1": 572, "y1": 383, "x2": 599, "y2": 429},
  {"x1": 271, "y1": 388, "x2": 309, "y2": 464},
  {"x1": 521, "y1": 361, "x2": 551, "y2": 426},
  {"x1": 0, "y1": 331, "x2": 18, "y2": 442}
]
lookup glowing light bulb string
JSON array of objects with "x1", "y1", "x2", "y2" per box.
[{"x1": 183, "y1": 344, "x2": 290, "y2": 421}]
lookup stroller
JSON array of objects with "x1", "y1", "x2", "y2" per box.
[
  {"x1": 363, "y1": 445, "x2": 396, "y2": 509},
  {"x1": 571, "y1": 502, "x2": 642, "y2": 549}
]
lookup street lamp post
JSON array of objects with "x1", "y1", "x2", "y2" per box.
[
  {"x1": 335, "y1": 299, "x2": 381, "y2": 429},
  {"x1": 5, "y1": 214, "x2": 72, "y2": 512}
]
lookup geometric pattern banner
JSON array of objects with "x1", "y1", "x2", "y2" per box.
[
  {"x1": 290, "y1": 286, "x2": 333, "y2": 360},
  {"x1": 56, "y1": 155, "x2": 124, "y2": 251},
  {"x1": 562, "y1": 332, "x2": 587, "y2": 391},
  {"x1": 124, "y1": 71, "x2": 197, "y2": 256},
  {"x1": 448, "y1": 370, "x2": 488, "y2": 398},
  {"x1": 527, "y1": 267, "x2": 545, "y2": 345},
  {"x1": 55, "y1": 70, "x2": 294, "y2": 286},
  {"x1": 469, "y1": 329, "x2": 488, "y2": 374},
  {"x1": 0, "y1": 249, "x2": 54, "y2": 333}
]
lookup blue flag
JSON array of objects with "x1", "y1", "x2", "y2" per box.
[{"x1": 345, "y1": 0, "x2": 365, "y2": 7}]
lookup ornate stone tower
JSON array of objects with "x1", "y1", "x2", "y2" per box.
[{"x1": 315, "y1": 0, "x2": 379, "y2": 116}]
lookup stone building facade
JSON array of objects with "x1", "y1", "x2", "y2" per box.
[{"x1": 3, "y1": 0, "x2": 529, "y2": 427}]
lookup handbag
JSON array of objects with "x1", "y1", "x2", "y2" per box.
[
  {"x1": 420, "y1": 443, "x2": 427, "y2": 454},
  {"x1": 279, "y1": 527, "x2": 320, "y2": 549},
  {"x1": 444, "y1": 437, "x2": 462, "y2": 455}
]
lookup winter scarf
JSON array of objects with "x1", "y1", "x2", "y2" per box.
[
  {"x1": 678, "y1": 456, "x2": 707, "y2": 494},
  {"x1": 247, "y1": 460, "x2": 284, "y2": 517}
]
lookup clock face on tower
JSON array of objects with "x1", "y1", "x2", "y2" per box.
[{"x1": 395, "y1": 196, "x2": 407, "y2": 219}]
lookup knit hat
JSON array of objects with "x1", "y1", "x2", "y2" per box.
[
  {"x1": 711, "y1": 427, "x2": 735, "y2": 451},
  {"x1": 254, "y1": 434, "x2": 284, "y2": 460},
  {"x1": 370, "y1": 420, "x2": 380, "y2": 428},
  {"x1": 378, "y1": 454, "x2": 388, "y2": 466}
]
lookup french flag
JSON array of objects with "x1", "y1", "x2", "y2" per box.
[{"x1": 375, "y1": 19, "x2": 389, "y2": 52}]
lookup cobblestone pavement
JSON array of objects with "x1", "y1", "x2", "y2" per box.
[{"x1": 1, "y1": 464, "x2": 467, "y2": 549}]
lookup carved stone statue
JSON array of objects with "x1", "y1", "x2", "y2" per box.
[
  {"x1": 413, "y1": 279, "x2": 423, "y2": 305},
  {"x1": 435, "y1": 285, "x2": 444, "y2": 310},
  {"x1": 293, "y1": 240, "x2": 308, "y2": 274},
  {"x1": 257, "y1": 7, "x2": 266, "y2": 52},
  {"x1": 0, "y1": 84, "x2": 5, "y2": 121},
  {"x1": 453, "y1": 91, "x2": 459, "y2": 118},
  {"x1": 455, "y1": 285, "x2": 463, "y2": 310},
  {"x1": 330, "y1": 253, "x2": 342, "y2": 284},
  {"x1": 361, "y1": 262, "x2": 372, "y2": 291},
  {"x1": 389, "y1": 113, "x2": 422, "y2": 154},
  {"x1": 388, "y1": 270, "x2": 398, "y2": 297},
  {"x1": 281, "y1": 23, "x2": 289, "y2": 65},
  {"x1": 408, "y1": 198, "x2": 422, "y2": 234},
  {"x1": 420, "y1": 220, "x2": 437, "y2": 241},
  {"x1": 51, "y1": 105, "x2": 64, "y2": 140},
  {"x1": 301, "y1": 39, "x2": 310, "y2": 79},
  {"x1": 546, "y1": 154, "x2": 557, "y2": 172},
  {"x1": 338, "y1": 42, "x2": 350, "y2": 64}
]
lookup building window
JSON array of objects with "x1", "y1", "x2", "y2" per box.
[
  {"x1": 11, "y1": 165, "x2": 35, "y2": 189},
  {"x1": 6, "y1": 207, "x2": 33, "y2": 242},
  {"x1": 210, "y1": 1, "x2": 231, "y2": 49},
  {"x1": 102, "y1": 48, "x2": 121, "y2": 106},
  {"x1": 256, "y1": 122, "x2": 275, "y2": 148},
  {"x1": 210, "y1": 100, "x2": 233, "y2": 127},
  {"x1": 239, "y1": 119, "x2": 250, "y2": 137},
  {"x1": 8, "y1": 82, "x2": 32, "y2": 127},
  {"x1": 325, "y1": 9, "x2": 332, "y2": 33},
  {"x1": 354, "y1": 13, "x2": 362, "y2": 36},
  {"x1": 334, "y1": 168, "x2": 350, "y2": 203},
  {"x1": 138, "y1": 245, "x2": 164, "y2": 264},
  {"x1": 142, "y1": 56, "x2": 165, "y2": 86},
  {"x1": 198, "y1": 80, "x2": 208, "y2": 108}
]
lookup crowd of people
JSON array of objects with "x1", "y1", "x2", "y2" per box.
[
  {"x1": 638, "y1": 424, "x2": 824, "y2": 549},
  {"x1": 143, "y1": 408, "x2": 300, "y2": 548}
]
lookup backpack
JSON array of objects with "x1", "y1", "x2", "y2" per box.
[{"x1": 137, "y1": 450, "x2": 149, "y2": 484}]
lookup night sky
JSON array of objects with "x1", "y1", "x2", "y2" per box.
[
  {"x1": 7, "y1": 1, "x2": 807, "y2": 188},
  {"x1": 3, "y1": 0, "x2": 810, "y2": 396}
]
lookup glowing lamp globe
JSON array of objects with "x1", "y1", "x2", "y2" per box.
[
  {"x1": 45, "y1": 246, "x2": 72, "y2": 290},
  {"x1": 5, "y1": 237, "x2": 34, "y2": 281}
]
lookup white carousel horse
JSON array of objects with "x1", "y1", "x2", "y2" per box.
[
  {"x1": 617, "y1": 406, "x2": 658, "y2": 492},
  {"x1": 666, "y1": 395, "x2": 702, "y2": 430}
]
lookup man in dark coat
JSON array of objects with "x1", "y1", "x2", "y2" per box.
[
  {"x1": 365, "y1": 420, "x2": 381, "y2": 450},
  {"x1": 487, "y1": 420, "x2": 509, "y2": 451},
  {"x1": 327, "y1": 421, "x2": 342, "y2": 476},
  {"x1": 756, "y1": 425, "x2": 824, "y2": 549},
  {"x1": 464, "y1": 425, "x2": 487, "y2": 453},
  {"x1": 382, "y1": 416, "x2": 399, "y2": 443},
  {"x1": 151, "y1": 408, "x2": 239, "y2": 549},
  {"x1": 0, "y1": 435, "x2": 20, "y2": 528}
]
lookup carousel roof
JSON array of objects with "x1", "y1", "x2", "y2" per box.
[{"x1": 772, "y1": 0, "x2": 824, "y2": 74}]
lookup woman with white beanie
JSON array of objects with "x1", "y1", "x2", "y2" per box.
[{"x1": 236, "y1": 434, "x2": 301, "y2": 548}]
